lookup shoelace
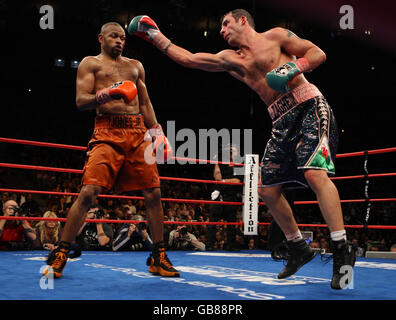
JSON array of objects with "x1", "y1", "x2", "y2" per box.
[{"x1": 159, "y1": 250, "x2": 173, "y2": 269}]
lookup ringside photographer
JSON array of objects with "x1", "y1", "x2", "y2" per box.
[
  {"x1": 0, "y1": 200, "x2": 36, "y2": 250},
  {"x1": 168, "y1": 225, "x2": 205, "y2": 251},
  {"x1": 76, "y1": 206, "x2": 113, "y2": 251},
  {"x1": 112, "y1": 221, "x2": 153, "y2": 251}
]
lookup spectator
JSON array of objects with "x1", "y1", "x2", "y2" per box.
[
  {"x1": 319, "y1": 237, "x2": 330, "y2": 253},
  {"x1": 76, "y1": 206, "x2": 113, "y2": 251},
  {"x1": 0, "y1": 200, "x2": 36, "y2": 250},
  {"x1": 168, "y1": 225, "x2": 205, "y2": 251},
  {"x1": 379, "y1": 238, "x2": 388, "y2": 251},
  {"x1": 227, "y1": 227, "x2": 245, "y2": 251},
  {"x1": 310, "y1": 241, "x2": 320, "y2": 249},
  {"x1": 33, "y1": 211, "x2": 62, "y2": 251},
  {"x1": 390, "y1": 244, "x2": 396, "y2": 252},
  {"x1": 20, "y1": 194, "x2": 40, "y2": 218},
  {"x1": 123, "y1": 199, "x2": 136, "y2": 213},
  {"x1": 192, "y1": 214, "x2": 208, "y2": 237},
  {"x1": 247, "y1": 237, "x2": 256, "y2": 250},
  {"x1": 213, "y1": 230, "x2": 226, "y2": 250},
  {"x1": 256, "y1": 225, "x2": 269, "y2": 250},
  {"x1": 112, "y1": 222, "x2": 152, "y2": 251},
  {"x1": 198, "y1": 234, "x2": 207, "y2": 247},
  {"x1": 166, "y1": 208, "x2": 176, "y2": 221},
  {"x1": 1, "y1": 192, "x2": 9, "y2": 210}
]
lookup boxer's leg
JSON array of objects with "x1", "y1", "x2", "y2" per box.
[
  {"x1": 142, "y1": 187, "x2": 164, "y2": 244},
  {"x1": 258, "y1": 185, "x2": 298, "y2": 236},
  {"x1": 143, "y1": 188, "x2": 180, "y2": 277},
  {"x1": 304, "y1": 169, "x2": 344, "y2": 233},
  {"x1": 43, "y1": 184, "x2": 103, "y2": 278},
  {"x1": 298, "y1": 97, "x2": 356, "y2": 289},
  {"x1": 44, "y1": 127, "x2": 122, "y2": 278},
  {"x1": 61, "y1": 184, "x2": 104, "y2": 243},
  {"x1": 304, "y1": 169, "x2": 356, "y2": 289},
  {"x1": 258, "y1": 186, "x2": 316, "y2": 279}
]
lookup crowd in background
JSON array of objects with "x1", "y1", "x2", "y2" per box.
[{"x1": 1, "y1": 152, "x2": 396, "y2": 255}]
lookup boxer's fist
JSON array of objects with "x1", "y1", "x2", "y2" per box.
[
  {"x1": 266, "y1": 58, "x2": 310, "y2": 93},
  {"x1": 148, "y1": 123, "x2": 173, "y2": 161},
  {"x1": 128, "y1": 15, "x2": 171, "y2": 53},
  {"x1": 96, "y1": 81, "x2": 137, "y2": 105},
  {"x1": 128, "y1": 15, "x2": 160, "y2": 43}
]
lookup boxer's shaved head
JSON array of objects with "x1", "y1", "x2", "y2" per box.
[
  {"x1": 100, "y1": 22, "x2": 124, "y2": 35},
  {"x1": 98, "y1": 22, "x2": 125, "y2": 57}
]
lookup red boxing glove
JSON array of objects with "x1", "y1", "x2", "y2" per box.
[
  {"x1": 147, "y1": 123, "x2": 173, "y2": 162},
  {"x1": 96, "y1": 81, "x2": 137, "y2": 105},
  {"x1": 128, "y1": 15, "x2": 160, "y2": 43},
  {"x1": 128, "y1": 15, "x2": 172, "y2": 54}
]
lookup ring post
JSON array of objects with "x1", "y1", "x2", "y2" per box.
[{"x1": 242, "y1": 154, "x2": 259, "y2": 235}]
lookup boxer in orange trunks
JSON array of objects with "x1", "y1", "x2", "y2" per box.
[{"x1": 44, "y1": 22, "x2": 179, "y2": 278}]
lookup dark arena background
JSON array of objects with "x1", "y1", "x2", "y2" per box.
[{"x1": 0, "y1": 0, "x2": 395, "y2": 310}]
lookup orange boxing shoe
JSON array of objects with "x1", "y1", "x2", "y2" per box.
[
  {"x1": 147, "y1": 242, "x2": 180, "y2": 277},
  {"x1": 43, "y1": 241, "x2": 71, "y2": 278}
]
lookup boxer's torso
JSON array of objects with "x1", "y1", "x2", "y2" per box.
[
  {"x1": 91, "y1": 54, "x2": 140, "y2": 115},
  {"x1": 222, "y1": 31, "x2": 309, "y2": 106}
]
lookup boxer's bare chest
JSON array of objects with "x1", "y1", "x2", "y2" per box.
[
  {"x1": 94, "y1": 59, "x2": 138, "y2": 90},
  {"x1": 226, "y1": 37, "x2": 298, "y2": 105},
  {"x1": 92, "y1": 57, "x2": 140, "y2": 114},
  {"x1": 235, "y1": 39, "x2": 284, "y2": 81}
]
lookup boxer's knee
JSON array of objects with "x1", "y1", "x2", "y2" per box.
[
  {"x1": 304, "y1": 169, "x2": 329, "y2": 192},
  {"x1": 258, "y1": 185, "x2": 282, "y2": 203},
  {"x1": 77, "y1": 185, "x2": 102, "y2": 209},
  {"x1": 143, "y1": 187, "x2": 162, "y2": 206}
]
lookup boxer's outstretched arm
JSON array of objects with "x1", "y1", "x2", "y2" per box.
[
  {"x1": 128, "y1": 16, "x2": 232, "y2": 73},
  {"x1": 165, "y1": 42, "x2": 231, "y2": 72}
]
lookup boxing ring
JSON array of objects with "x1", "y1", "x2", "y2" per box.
[{"x1": 1, "y1": 137, "x2": 396, "y2": 300}]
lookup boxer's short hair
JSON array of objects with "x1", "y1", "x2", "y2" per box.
[
  {"x1": 221, "y1": 9, "x2": 255, "y2": 29},
  {"x1": 100, "y1": 22, "x2": 123, "y2": 35}
]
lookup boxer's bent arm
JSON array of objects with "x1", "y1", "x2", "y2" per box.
[
  {"x1": 166, "y1": 43, "x2": 230, "y2": 72},
  {"x1": 270, "y1": 27, "x2": 326, "y2": 70},
  {"x1": 213, "y1": 164, "x2": 222, "y2": 181},
  {"x1": 135, "y1": 60, "x2": 158, "y2": 128},
  {"x1": 75, "y1": 57, "x2": 99, "y2": 111}
]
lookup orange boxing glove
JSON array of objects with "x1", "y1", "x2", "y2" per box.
[
  {"x1": 148, "y1": 123, "x2": 173, "y2": 162},
  {"x1": 96, "y1": 80, "x2": 137, "y2": 105}
]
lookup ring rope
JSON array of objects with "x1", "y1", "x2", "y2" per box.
[
  {"x1": 1, "y1": 136, "x2": 396, "y2": 161},
  {"x1": 0, "y1": 137, "x2": 240, "y2": 166},
  {"x1": 1, "y1": 162, "x2": 395, "y2": 185},
  {"x1": 1, "y1": 188, "x2": 395, "y2": 207},
  {"x1": 0, "y1": 188, "x2": 244, "y2": 206},
  {"x1": 1, "y1": 215, "x2": 396, "y2": 230}
]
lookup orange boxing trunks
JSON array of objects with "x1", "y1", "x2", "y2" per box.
[{"x1": 82, "y1": 114, "x2": 160, "y2": 193}]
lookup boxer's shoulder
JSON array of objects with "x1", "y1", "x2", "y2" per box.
[
  {"x1": 264, "y1": 27, "x2": 300, "y2": 42},
  {"x1": 124, "y1": 57, "x2": 143, "y2": 69},
  {"x1": 216, "y1": 49, "x2": 240, "y2": 65},
  {"x1": 79, "y1": 55, "x2": 102, "y2": 72}
]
